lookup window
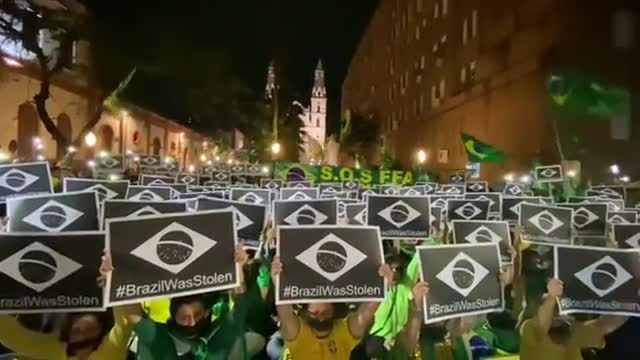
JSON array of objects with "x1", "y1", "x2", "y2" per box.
[
  {"x1": 439, "y1": 79, "x2": 446, "y2": 99},
  {"x1": 472, "y1": 10, "x2": 478, "y2": 37},
  {"x1": 463, "y1": 18, "x2": 469, "y2": 44},
  {"x1": 434, "y1": 2, "x2": 439, "y2": 19},
  {"x1": 613, "y1": 9, "x2": 635, "y2": 49},
  {"x1": 422, "y1": 18, "x2": 427, "y2": 28},
  {"x1": 441, "y1": 34, "x2": 447, "y2": 44},
  {"x1": 417, "y1": 0, "x2": 423, "y2": 13},
  {"x1": 416, "y1": 26, "x2": 421, "y2": 40},
  {"x1": 460, "y1": 67, "x2": 467, "y2": 83},
  {"x1": 419, "y1": 94, "x2": 425, "y2": 113},
  {"x1": 469, "y1": 61, "x2": 477, "y2": 82},
  {"x1": 431, "y1": 85, "x2": 440, "y2": 108},
  {"x1": 402, "y1": 14, "x2": 406, "y2": 31},
  {"x1": 442, "y1": 0, "x2": 448, "y2": 16},
  {"x1": 420, "y1": 56, "x2": 425, "y2": 69},
  {"x1": 416, "y1": 74, "x2": 422, "y2": 84},
  {"x1": 432, "y1": 42, "x2": 439, "y2": 53}
]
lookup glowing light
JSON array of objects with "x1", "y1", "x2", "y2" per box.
[
  {"x1": 207, "y1": 160, "x2": 213, "y2": 166},
  {"x1": 355, "y1": 160, "x2": 361, "y2": 170},
  {"x1": 215, "y1": 156, "x2": 221, "y2": 161},
  {"x1": 133, "y1": 156, "x2": 140, "y2": 162},
  {"x1": 504, "y1": 173, "x2": 514, "y2": 182},
  {"x1": 188, "y1": 165, "x2": 195, "y2": 172},
  {"x1": 32, "y1": 137, "x2": 41, "y2": 145},
  {"x1": 261, "y1": 166, "x2": 270, "y2": 174},
  {"x1": 271, "y1": 142, "x2": 281, "y2": 155},
  {"x1": 164, "y1": 156, "x2": 173, "y2": 163},
  {"x1": 36, "y1": 155, "x2": 45, "y2": 161},
  {"x1": 610, "y1": 164, "x2": 620, "y2": 175},
  {"x1": 98, "y1": 151, "x2": 108, "y2": 158},
  {"x1": 520, "y1": 175, "x2": 531, "y2": 183},
  {"x1": 227, "y1": 158, "x2": 234, "y2": 165},
  {"x1": 567, "y1": 170, "x2": 577, "y2": 178},
  {"x1": 0, "y1": 151, "x2": 9, "y2": 161},
  {"x1": 121, "y1": 110, "x2": 129, "y2": 118},
  {"x1": 3, "y1": 57, "x2": 23, "y2": 68},
  {"x1": 87, "y1": 160, "x2": 96, "y2": 168},
  {"x1": 108, "y1": 173, "x2": 121, "y2": 181},
  {"x1": 84, "y1": 132, "x2": 97, "y2": 147},
  {"x1": 200, "y1": 154, "x2": 207, "y2": 162},
  {"x1": 620, "y1": 176, "x2": 630, "y2": 183},
  {"x1": 126, "y1": 149, "x2": 133, "y2": 155},
  {"x1": 67, "y1": 146, "x2": 77, "y2": 154},
  {"x1": 35, "y1": 143, "x2": 44, "y2": 151},
  {"x1": 416, "y1": 150, "x2": 428, "y2": 164},
  {"x1": 202, "y1": 141, "x2": 208, "y2": 148}
]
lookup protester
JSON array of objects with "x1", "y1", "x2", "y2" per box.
[
  {"x1": 0, "y1": 255, "x2": 133, "y2": 360},
  {"x1": 106, "y1": 244, "x2": 256, "y2": 360},
  {"x1": 270, "y1": 256, "x2": 392, "y2": 359},
  {"x1": 520, "y1": 278, "x2": 629, "y2": 360}
]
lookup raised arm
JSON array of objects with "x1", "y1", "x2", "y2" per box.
[
  {"x1": 0, "y1": 315, "x2": 65, "y2": 358},
  {"x1": 536, "y1": 278, "x2": 563, "y2": 334},
  {"x1": 399, "y1": 281, "x2": 429, "y2": 353},
  {"x1": 271, "y1": 256, "x2": 300, "y2": 341},
  {"x1": 347, "y1": 264, "x2": 393, "y2": 339},
  {"x1": 593, "y1": 315, "x2": 629, "y2": 336}
]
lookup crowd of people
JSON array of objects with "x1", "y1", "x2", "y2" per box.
[{"x1": 0, "y1": 204, "x2": 636, "y2": 360}]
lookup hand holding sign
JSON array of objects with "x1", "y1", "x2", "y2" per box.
[
  {"x1": 97, "y1": 254, "x2": 113, "y2": 288},
  {"x1": 412, "y1": 281, "x2": 430, "y2": 309},
  {"x1": 547, "y1": 278, "x2": 564, "y2": 299}
]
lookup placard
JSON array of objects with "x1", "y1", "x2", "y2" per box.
[
  {"x1": 437, "y1": 184, "x2": 465, "y2": 195},
  {"x1": 337, "y1": 199, "x2": 359, "y2": 220},
  {"x1": 210, "y1": 171, "x2": 231, "y2": 183},
  {"x1": 430, "y1": 206, "x2": 444, "y2": 232},
  {"x1": 106, "y1": 210, "x2": 239, "y2": 306},
  {"x1": 503, "y1": 182, "x2": 530, "y2": 196},
  {"x1": 534, "y1": 165, "x2": 563, "y2": 183},
  {"x1": 501, "y1": 196, "x2": 544, "y2": 223},
  {"x1": 451, "y1": 220, "x2": 512, "y2": 263},
  {"x1": 342, "y1": 180, "x2": 360, "y2": 191},
  {"x1": 465, "y1": 192, "x2": 501, "y2": 215},
  {"x1": 0, "y1": 162, "x2": 52, "y2": 202},
  {"x1": 164, "y1": 184, "x2": 188, "y2": 196},
  {"x1": 95, "y1": 154, "x2": 125, "y2": 173},
  {"x1": 366, "y1": 195, "x2": 430, "y2": 239},
  {"x1": 377, "y1": 185, "x2": 400, "y2": 196},
  {"x1": 63, "y1": 178, "x2": 129, "y2": 203},
  {"x1": 230, "y1": 189, "x2": 272, "y2": 205},
  {"x1": 196, "y1": 198, "x2": 266, "y2": 247},
  {"x1": 102, "y1": 200, "x2": 187, "y2": 223},
  {"x1": 608, "y1": 211, "x2": 636, "y2": 225},
  {"x1": 273, "y1": 199, "x2": 338, "y2": 227},
  {"x1": 127, "y1": 186, "x2": 173, "y2": 201},
  {"x1": 138, "y1": 154, "x2": 161, "y2": 169},
  {"x1": 590, "y1": 185, "x2": 626, "y2": 199},
  {"x1": 466, "y1": 181, "x2": 488, "y2": 193},
  {"x1": 319, "y1": 183, "x2": 343, "y2": 197},
  {"x1": 429, "y1": 195, "x2": 460, "y2": 212},
  {"x1": 447, "y1": 199, "x2": 490, "y2": 221},
  {"x1": 286, "y1": 181, "x2": 313, "y2": 189},
  {"x1": 176, "y1": 173, "x2": 200, "y2": 186},
  {"x1": 0, "y1": 232, "x2": 104, "y2": 313},
  {"x1": 417, "y1": 243, "x2": 503, "y2": 323},
  {"x1": 7, "y1": 191, "x2": 99, "y2": 232},
  {"x1": 555, "y1": 245, "x2": 640, "y2": 316},
  {"x1": 612, "y1": 224, "x2": 640, "y2": 248},
  {"x1": 557, "y1": 203, "x2": 608, "y2": 237},
  {"x1": 399, "y1": 186, "x2": 427, "y2": 196},
  {"x1": 205, "y1": 181, "x2": 230, "y2": 189},
  {"x1": 280, "y1": 187, "x2": 319, "y2": 200},
  {"x1": 140, "y1": 174, "x2": 176, "y2": 186},
  {"x1": 520, "y1": 204, "x2": 573, "y2": 245},
  {"x1": 346, "y1": 203, "x2": 366, "y2": 225},
  {"x1": 418, "y1": 182, "x2": 437, "y2": 195},
  {"x1": 261, "y1": 179, "x2": 283, "y2": 190},
  {"x1": 276, "y1": 226, "x2": 385, "y2": 304}
]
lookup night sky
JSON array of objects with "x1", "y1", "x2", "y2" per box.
[{"x1": 88, "y1": 0, "x2": 379, "y2": 135}]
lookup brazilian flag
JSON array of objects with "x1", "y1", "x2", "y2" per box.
[
  {"x1": 547, "y1": 73, "x2": 630, "y2": 118},
  {"x1": 461, "y1": 133, "x2": 505, "y2": 163}
]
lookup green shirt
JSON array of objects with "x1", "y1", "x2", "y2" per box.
[{"x1": 134, "y1": 295, "x2": 249, "y2": 360}]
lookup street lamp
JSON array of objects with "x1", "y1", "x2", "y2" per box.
[
  {"x1": 610, "y1": 164, "x2": 620, "y2": 175},
  {"x1": 520, "y1": 175, "x2": 531, "y2": 184},
  {"x1": 271, "y1": 141, "x2": 281, "y2": 155},
  {"x1": 620, "y1": 176, "x2": 630, "y2": 183},
  {"x1": 85, "y1": 131, "x2": 97, "y2": 147},
  {"x1": 504, "y1": 173, "x2": 515, "y2": 182},
  {"x1": 416, "y1": 149, "x2": 427, "y2": 164},
  {"x1": 567, "y1": 170, "x2": 577, "y2": 178}
]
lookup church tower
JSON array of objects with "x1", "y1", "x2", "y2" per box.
[{"x1": 306, "y1": 60, "x2": 327, "y2": 146}]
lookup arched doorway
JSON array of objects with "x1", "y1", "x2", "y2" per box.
[
  {"x1": 56, "y1": 113, "x2": 72, "y2": 159},
  {"x1": 98, "y1": 125, "x2": 114, "y2": 152},
  {"x1": 17, "y1": 102, "x2": 39, "y2": 159},
  {"x1": 152, "y1": 137, "x2": 161, "y2": 155}
]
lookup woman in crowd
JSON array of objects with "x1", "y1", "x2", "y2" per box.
[
  {"x1": 270, "y1": 256, "x2": 392, "y2": 360},
  {"x1": 0, "y1": 255, "x2": 134, "y2": 360}
]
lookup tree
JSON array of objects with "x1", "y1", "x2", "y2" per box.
[
  {"x1": 0, "y1": 0, "x2": 135, "y2": 151},
  {"x1": 338, "y1": 110, "x2": 380, "y2": 163}
]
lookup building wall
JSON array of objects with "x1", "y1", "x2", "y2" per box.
[{"x1": 343, "y1": 0, "x2": 639, "y2": 182}]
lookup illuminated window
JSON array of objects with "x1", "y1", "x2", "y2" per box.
[
  {"x1": 460, "y1": 67, "x2": 467, "y2": 83},
  {"x1": 463, "y1": 18, "x2": 469, "y2": 44},
  {"x1": 442, "y1": 0, "x2": 448, "y2": 16},
  {"x1": 472, "y1": 10, "x2": 478, "y2": 37},
  {"x1": 434, "y1": 2, "x2": 439, "y2": 19},
  {"x1": 417, "y1": 0, "x2": 423, "y2": 13}
]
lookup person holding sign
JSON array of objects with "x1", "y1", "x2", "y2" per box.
[
  {"x1": 520, "y1": 279, "x2": 628, "y2": 360},
  {"x1": 0, "y1": 255, "x2": 133, "y2": 360},
  {"x1": 270, "y1": 256, "x2": 392, "y2": 360},
  {"x1": 110, "y1": 244, "x2": 252, "y2": 360}
]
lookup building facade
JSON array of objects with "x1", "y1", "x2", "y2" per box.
[
  {"x1": 342, "y1": 0, "x2": 639, "y2": 182},
  {"x1": 299, "y1": 60, "x2": 328, "y2": 148}
]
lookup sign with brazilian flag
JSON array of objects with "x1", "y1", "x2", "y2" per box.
[
  {"x1": 274, "y1": 162, "x2": 429, "y2": 187},
  {"x1": 461, "y1": 133, "x2": 506, "y2": 163}
]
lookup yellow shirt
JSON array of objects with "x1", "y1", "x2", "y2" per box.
[
  {"x1": 0, "y1": 307, "x2": 133, "y2": 360},
  {"x1": 520, "y1": 318, "x2": 605, "y2": 360},
  {"x1": 285, "y1": 317, "x2": 360, "y2": 360}
]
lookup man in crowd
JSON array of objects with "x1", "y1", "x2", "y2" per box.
[
  {"x1": 270, "y1": 256, "x2": 392, "y2": 359},
  {"x1": 520, "y1": 278, "x2": 628, "y2": 360}
]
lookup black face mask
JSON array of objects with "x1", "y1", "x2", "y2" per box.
[
  {"x1": 66, "y1": 338, "x2": 101, "y2": 356},
  {"x1": 171, "y1": 312, "x2": 213, "y2": 337},
  {"x1": 421, "y1": 323, "x2": 447, "y2": 342},
  {"x1": 304, "y1": 314, "x2": 334, "y2": 332},
  {"x1": 548, "y1": 319, "x2": 572, "y2": 345}
]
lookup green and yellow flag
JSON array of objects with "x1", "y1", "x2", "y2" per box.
[
  {"x1": 461, "y1": 133, "x2": 506, "y2": 163},
  {"x1": 547, "y1": 73, "x2": 630, "y2": 118}
]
